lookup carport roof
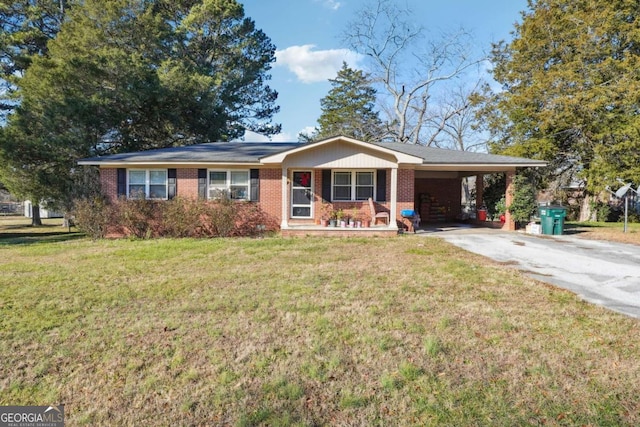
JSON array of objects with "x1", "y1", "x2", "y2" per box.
[
  {"x1": 78, "y1": 137, "x2": 546, "y2": 168},
  {"x1": 373, "y1": 142, "x2": 546, "y2": 167}
]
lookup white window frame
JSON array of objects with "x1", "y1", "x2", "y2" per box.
[
  {"x1": 291, "y1": 170, "x2": 313, "y2": 218},
  {"x1": 332, "y1": 170, "x2": 375, "y2": 202},
  {"x1": 208, "y1": 169, "x2": 250, "y2": 200},
  {"x1": 127, "y1": 169, "x2": 168, "y2": 199}
]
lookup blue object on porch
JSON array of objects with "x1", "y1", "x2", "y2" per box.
[{"x1": 401, "y1": 209, "x2": 416, "y2": 217}]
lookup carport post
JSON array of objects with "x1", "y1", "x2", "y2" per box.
[{"x1": 502, "y1": 170, "x2": 516, "y2": 231}]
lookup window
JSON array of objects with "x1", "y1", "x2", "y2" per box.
[
  {"x1": 355, "y1": 171, "x2": 374, "y2": 200},
  {"x1": 128, "y1": 170, "x2": 167, "y2": 199},
  {"x1": 333, "y1": 172, "x2": 352, "y2": 201},
  {"x1": 332, "y1": 171, "x2": 374, "y2": 201},
  {"x1": 208, "y1": 170, "x2": 249, "y2": 200}
]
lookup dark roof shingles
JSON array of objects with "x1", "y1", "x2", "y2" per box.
[
  {"x1": 80, "y1": 142, "x2": 300, "y2": 164},
  {"x1": 80, "y1": 140, "x2": 544, "y2": 166},
  {"x1": 374, "y1": 142, "x2": 545, "y2": 165}
]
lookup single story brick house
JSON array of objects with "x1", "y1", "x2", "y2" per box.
[{"x1": 78, "y1": 135, "x2": 546, "y2": 236}]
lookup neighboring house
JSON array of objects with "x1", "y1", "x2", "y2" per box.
[
  {"x1": 23, "y1": 201, "x2": 63, "y2": 219},
  {"x1": 78, "y1": 136, "x2": 546, "y2": 235}
]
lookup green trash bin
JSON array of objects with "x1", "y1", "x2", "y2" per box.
[{"x1": 538, "y1": 206, "x2": 567, "y2": 235}]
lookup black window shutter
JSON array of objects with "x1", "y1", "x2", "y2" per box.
[
  {"x1": 198, "y1": 169, "x2": 207, "y2": 199},
  {"x1": 117, "y1": 168, "x2": 126, "y2": 197},
  {"x1": 322, "y1": 169, "x2": 332, "y2": 202},
  {"x1": 167, "y1": 169, "x2": 177, "y2": 200},
  {"x1": 250, "y1": 169, "x2": 259, "y2": 201},
  {"x1": 376, "y1": 169, "x2": 386, "y2": 202}
]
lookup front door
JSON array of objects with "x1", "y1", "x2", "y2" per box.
[{"x1": 291, "y1": 171, "x2": 313, "y2": 218}]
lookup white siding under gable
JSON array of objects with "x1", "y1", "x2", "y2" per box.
[{"x1": 282, "y1": 142, "x2": 397, "y2": 169}]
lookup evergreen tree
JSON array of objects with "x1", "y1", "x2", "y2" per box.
[
  {"x1": 482, "y1": 0, "x2": 640, "y2": 195},
  {"x1": 0, "y1": 0, "x2": 280, "y2": 222},
  {"x1": 312, "y1": 62, "x2": 384, "y2": 142},
  {"x1": 0, "y1": 0, "x2": 73, "y2": 119}
]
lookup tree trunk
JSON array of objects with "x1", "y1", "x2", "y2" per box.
[
  {"x1": 579, "y1": 194, "x2": 594, "y2": 222},
  {"x1": 462, "y1": 177, "x2": 471, "y2": 207},
  {"x1": 31, "y1": 203, "x2": 43, "y2": 226}
]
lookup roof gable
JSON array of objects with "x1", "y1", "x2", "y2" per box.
[{"x1": 260, "y1": 136, "x2": 424, "y2": 165}]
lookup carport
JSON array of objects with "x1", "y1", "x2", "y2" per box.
[{"x1": 381, "y1": 143, "x2": 547, "y2": 230}]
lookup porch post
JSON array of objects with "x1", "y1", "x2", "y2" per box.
[
  {"x1": 281, "y1": 167, "x2": 288, "y2": 229},
  {"x1": 389, "y1": 167, "x2": 399, "y2": 229},
  {"x1": 502, "y1": 169, "x2": 516, "y2": 231}
]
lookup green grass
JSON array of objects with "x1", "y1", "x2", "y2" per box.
[
  {"x1": 1, "y1": 219, "x2": 640, "y2": 425},
  {"x1": 565, "y1": 220, "x2": 640, "y2": 245}
]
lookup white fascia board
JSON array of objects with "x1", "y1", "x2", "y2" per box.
[
  {"x1": 77, "y1": 161, "x2": 262, "y2": 168},
  {"x1": 418, "y1": 162, "x2": 547, "y2": 171}
]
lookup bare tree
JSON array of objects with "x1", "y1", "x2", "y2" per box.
[
  {"x1": 344, "y1": 0, "x2": 485, "y2": 145},
  {"x1": 434, "y1": 81, "x2": 487, "y2": 152}
]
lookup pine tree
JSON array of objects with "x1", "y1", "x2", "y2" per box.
[
  {"x1": 0, "y1": 0, "x2": 281, "y2": 220},
  {"x1": 0, "y1": 0, "x2": 73, "y2": 119},
  {"x1": 313, "y1": 62, "x2": 384, "y2": 142}
]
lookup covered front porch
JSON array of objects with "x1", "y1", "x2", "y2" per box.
[
  {"x1": 260, "y1": 137, "x2": 422, "y2": 236},
  {"x1": 258, "y1": 136, "x2": 544, "y2": 236}
]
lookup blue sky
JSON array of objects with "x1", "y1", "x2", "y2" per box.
[{"x1": 241, "y1": 0, "x2": 529, "y2": 142}]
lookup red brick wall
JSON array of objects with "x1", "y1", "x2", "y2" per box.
[
  {"x1": 313, "y1": 171, "x2": 324, "y2": 223},
  {"x1": 97, "y1": 167, "x2": 422, "y2": 226},
  {"x1": 397, "y1": 168, "x2": 415, "y2": 216},
  {"x1": 101, "y1": 168, "x2": 118, "y2": 202},
  {"x1": 177, "y1": 169, "x2": 199, "y2": 198},
  {"x1": 99, "y1": 167, "x2": 283, "y2": 222},
  {"x1": 415, "y1": 177, "x2": 462, "y2": 222},
  {"x1": 502, "y1": 170, "x2": 516, "y2": 231},
  {"x1": 258, "y1": 168, "x2": 281, "y2": 222}
]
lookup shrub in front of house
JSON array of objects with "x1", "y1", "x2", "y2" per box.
[
  {"x1": 198, "y1": 198, "x2": 278, "y2": 238},
  {"x1": 229, "y1": 200, "x2": 279, "y2": 237},
  {"x1": 73, "y1": 196, "x2": 277, "y2": 239},
  {"x1": 73, "y1": 196, "x2": 113, "y2": 239},
  {"x1": 203, "y1": 197, "x2": 236, "y2": 237},
  {"x1": 112, "y1": 196, "x2": 163, "y2": 238},
  {"x1": 163, "y1": 197, "x2": 207, "y2": 237}
]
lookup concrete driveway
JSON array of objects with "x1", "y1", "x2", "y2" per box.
[{"x1": 421, "y1": 225, "x2": 640, "y2": 319}]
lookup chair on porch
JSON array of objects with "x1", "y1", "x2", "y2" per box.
[{"x1": 368, "y1": 197, "x2": 389, "y2": 225}]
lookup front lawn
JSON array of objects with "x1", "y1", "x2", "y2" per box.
[
  {"x1": 566, "y1": 220, "x2": 640, "y2": 245},
  {"x1": 1, "y1": 222, "x2": 639, "y2": 425}
]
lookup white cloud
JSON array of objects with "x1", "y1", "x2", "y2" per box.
[
  {"x1": 315, "y1": 0, "x2": 341, "y2": 10},
  {"x1": 239, "y1": 130, "x2": 294, "y2": 142},
  {"x1": 275, "y1": 45, "x2": 363, "y2": 83},
  {"x1": 299, "y1": 126, "x2": 317, "y2": 137}
]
